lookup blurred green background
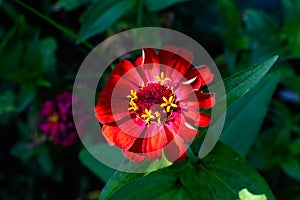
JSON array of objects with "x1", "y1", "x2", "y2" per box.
[{"x1": 1, "y1": 0, "x2": 300, "y2": 199}]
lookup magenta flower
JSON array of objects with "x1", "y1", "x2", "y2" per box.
[{"x1": 39, "y1": 91, "x2": 78, "y2": 146}]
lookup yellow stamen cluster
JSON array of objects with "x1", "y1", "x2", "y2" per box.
[
  {"x1": 49, "y1": 113, "x2": 59, "y2": 122},
  {"x1": 127, "y1": 89, "x2": 138, "y2": 111},
  {"x1": 141, "y1": 109, "x2": 155, "y2": 124},
  {"x1": 126, "y1": 72, "x2": 178, "y2": 125},
  {"x1": 154, "y1": 72, "x2": 170, "y2": 84},
  {"x1": 160, "y1": 96, "x2": 178, "y2": 112}
]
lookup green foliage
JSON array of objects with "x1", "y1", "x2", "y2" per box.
[
  {"x1": 55, "y1": 0, "x2": 96, "y2": 11},
  {"x1": 78, "y1": 0, "x2": 136, "y2": 42},
  {"x1": 79, "y1": 147, "x2": 116, "y2": 182},
  {"x1": 248, "y1": 101, "x2": 300, "y2": 182},
  {"x1": 242, "y1": 10, "x2": 282, "y2": 65},
  {"x1": 217, "y1": 0, "x2": 250, "y2": 71},
  {"x1": 105, "y1": 170, "x2": 177, "y2": 200},
  {"x1": 79, "y1": 143, "x2": 172, "y2": 182},
  {"x1": 99, "y1": 143, "x2": 275, "y2": 200},
  {"x1": 281, "y1": 156, "x2": 300, "y2": 182},
  {"x1": 281, "y1": 0, "x2": 300, "y2": 59},
  {"x1": 223, "y1": 56, "x2": 278, "y2": 107},
  {"x1": 0, "y1": 91, "x2": 15, "y2": 124},
  {"x1": 2, "y1": 0, "x2": 300, "y2": 199},
  {"x1": 198, "y1": 56, "x2": 278, "y2": 159},
  {"x1": 0, "y1": 15, "x2": 55, "y2": 116},
  {"x1": 220, "y1": 73, "x2": 280, "y2": 156},
  {"x1": 10, "y1": 141, "x2": 63, "y2": 181},
  {"x1": 143, "y1": 0, "x2": 189, "y2": 11},
  {"x1": 76, "y1": 0, "x2": 190, "y2": 42}
]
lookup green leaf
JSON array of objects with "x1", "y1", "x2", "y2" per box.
[
  {"x1": 10, "y1": 141, "x2": 36, "y2": 161},
  {"x1": 216, "y1": 0, "x2": 250, "y2": 72},
  {"x1": 17, "y1": 84, "x2": 36, "y2": 113},
  {"x1": 282, "y1": 75, "x2": 300, "y2": 92},
  {"x1": 223, "y1": 55, "x2": 278, "y2": 107},
  {"x1": 247, "y1": 115, "x2": 292, "y2": 170},
  {"x1": 289, "y1": 139, "x2": 300, "y2": 156},
  {"x1": 36, "y1": 79, "x2": 51, "y2": 88},
  {"x1": 13, "y1": 0, "x2": 93, "y2": 49},
  {"x1": 217, "y1": 0, "x2": 249, "y2": 51},
  {"x1": 280, "y1": 158, "x2": 300, "y2": 182},
  {"x1": 79, "y1": 147, "x2": 115, "y2": 182},
  {"x1": 245, "y1": 10, "x2": 279, "y2": 39},
  {"x1": 56, "y1": 0, "x2": 95, "y2": 11},
  {"x1": 0, "y1": 16, "x2": 25, "y2": 77},
  {"x1": 238, "y1": 188, "x2": 267, "y2": 200},
  {"x1": 181, "y1": 142, "x2": 275, "y2": 200},
  {"x1": 199, "y1": 56, "x2": 278, "y2": 157},
  {"x1": 107, "y1": 170, "x2": 178, "y2": 200},
  {"x1": 14, "y1": 0, "x2": 77, "y2": 40},
  {"x1": 0, "y1": 91, "x2": 16, "y2": 116},
  {"x1": 97, "y1": 144, "x2": 172, "y2": 199},
  {"x1": 78, "y1": 0, "x2": 136, "y2": 42},
  {"x1": 39, "y1": 37, "x2": 57, "y2": 72},
  {"x1": 37, "y1": 145, "x2": 54, "y2": 175},
  {"x1": 155, "y1": 187, "x2": 192, "y2": 200},
  {"x1": 143, "y1": 0, "x2": 189, "y2": 11},
  {"x1": 0, "y1": 15, "x2": 23, "y2": 50},
  {"x1": 279, "y1": 139, "x2": 300, "y2": 181},
  {"x1": 281, "y1": 0, "x2": 300, "y2": 59},
  {"x1": 101, "y1": 142, "x2": 275, "y2": 200},
  {"x1": 99, "y1": 171, "x2": 144, "y2": 200},
  {"x1": 220, "y1": 73, "x2": 280, "y2": 156},
  {"x1": 244, "y1": 10, "x2": 281, "y2": 62}
]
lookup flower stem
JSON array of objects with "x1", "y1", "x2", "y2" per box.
[{"x1": 187, "y1": 147, "x2": 198, "y2": 164}]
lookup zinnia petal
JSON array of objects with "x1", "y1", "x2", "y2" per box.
[
  {"x1": 102, "y1": 123, "x2": 119, "y2": 146},
  {"x1": 95, "y1": 92, "x2": 128, "y2": 124},
  {"x1": 113, "y1": 128, "x2": 137, "y2": 150},
  {"x1": 164, "y1": 114, "x2": 198, "y2": 142},
  {"x1": 112, "y1": 60, "x2": 134, "y2": 76},
  {"x1": 134, "y1": 56, "x2": 143, "y2": 66},
  {"x1": 181, "y1": 92, "x2": 215, "y2": 109},
  {"x1": 118, "y1": 118, "x2": 146, "y2": 138},
  {"x1": 185, "y1": 65, "x2": 214, "y2": 90},
  {"x1": 142, "y1": 124, "x2": 167, "y2": 161},
  {"x1": 105, "y1": 74, "x2": 137, "y2": 98},
  {"x1": 112, "y1": 118, "x2": 145, "y2": 150},
  {"x1": 112, "y1": 60, "x2": 145, "y2": 87},
  {"x1": 174, "y1": 84, "x2": 192, "y2": 101},
  {"x1": 198, "y1": 112, "x2": 211, "y2": 127},
  {"x1": 159, "y1": 45, "x2": 193, "y2": 83},
  {"x1": 123, "y1": 150, "x2": 145, "y2": 163},
  {"x1": 141, "y1": 48, "x2": 160, "y2": 82},
  {"x1": 183, "y1": 110, "x2": 211, "y2": 127},
  {"x1": 177, "y1": 121, "x2": 198, "y2": 142},
  {"x1": 164, "y1": 129, "x2": 187, "y2": 162},
  {"x1": 100, "y1": 74, "x2": 120, "y2": 94}
]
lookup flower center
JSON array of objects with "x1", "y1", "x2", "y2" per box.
[
  {"x1": 48, "y1": 113, "x2": 59, "y2": 122},
  {"x1": 127, "y1": 82, "x2": 179, "y2": 125}
]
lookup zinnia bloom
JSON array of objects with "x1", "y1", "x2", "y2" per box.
[
  {"x1": 40, "y1": 91, "x2": 79, "y2": 146},
  {"x1": 95, "y1": 45, "x2": 215, "y2": 163}
]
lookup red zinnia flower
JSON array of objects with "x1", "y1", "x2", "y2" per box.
[
  {"x1": 95, "y1": 45, "x2": 215, "y2": 163},
  {"x1": 40, "y1": 91, "x2": 82, "y2": 146}
]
